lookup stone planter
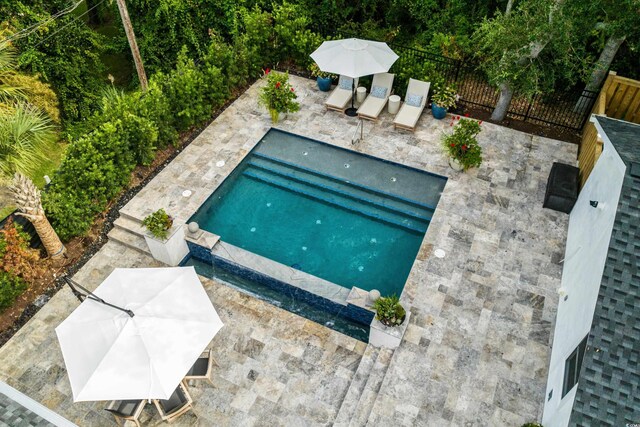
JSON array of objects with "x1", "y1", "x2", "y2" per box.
[
  {"x1": 144, "y1": 225, "x2": 189, "y2": 266},
  {"x1": 369, "y1": 311, "x2": 411, "y2": 349},
  {"x1": 448, "y1": 157, "x2": 464, "y2": 171}
]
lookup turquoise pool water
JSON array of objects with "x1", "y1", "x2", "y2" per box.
[{"x1": 190, "y1": 129, "x2": 446, "y2": 297}]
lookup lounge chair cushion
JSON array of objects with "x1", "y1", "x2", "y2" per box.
[
  {"x1": 371, "y1": 85, "x2": 388, "y2": 99},
  {"x1": 405, "y1": 93, "x2": 423, "y2": 107},
  {"x1": 339, "y1": 78, "x2": 353, "y2": 90}
]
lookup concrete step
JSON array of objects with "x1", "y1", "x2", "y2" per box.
[
  {"x1": 351, "y1": 347, "x2": 394, "y2": 427},
  {"x1": 118, "y1": 210, "x2": 143, "y2": 224},
  {"x1": 107, "y1": 226, "x2": 149, "y2": 255},
  {"x1": 333, "y1": 345, "x2": 380, "y2": 427},
  {"x1": 113, "y1": 215, "x2": 146, "y2": 237},
  {"x1": 364, "y1": 348, "x2": 397, "y2": 427}
]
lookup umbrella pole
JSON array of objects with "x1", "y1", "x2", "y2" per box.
[
  {"x1": 345, "y1": 79, "x2": 358, "y2": 117},
  {"x1": 63, "y1": 276, "x2": 135, "y2": 317}
]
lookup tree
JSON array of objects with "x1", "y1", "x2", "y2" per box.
[
  {"x1": 10, "y1": 173, "x2": 66, "y2": 261},
  {"x1": 474, "y1": 0, "x2": 576, "y2": 121},
  {"x1": 572, "y1": 0, "x2": 640, "y2": 111}
]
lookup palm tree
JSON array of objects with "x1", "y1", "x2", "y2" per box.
[
  {"x1": 0, "y1": 102, "x2": 56, "y2": 178},
  {"x1": 0, "y1": 36, "x2": 25, "y2": 103},
  {"x1": 9, "y1": 173, "x2": 66, "y2": 261}
]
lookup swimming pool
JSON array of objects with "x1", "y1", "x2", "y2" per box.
[
  {"x1": 189, "y1": 129, "x2": 446, "y2": 299},
  {"x1": 189, "y1": 129, "x2": 446, "y2": 340}
]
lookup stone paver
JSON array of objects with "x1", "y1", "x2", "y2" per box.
[{"x1": 0, "y1": 75, "x2": 576, "y2": 426}]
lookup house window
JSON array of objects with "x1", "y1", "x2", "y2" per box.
[{"x1": 562, "y1": 335, "x2": 588, "y2": 397}]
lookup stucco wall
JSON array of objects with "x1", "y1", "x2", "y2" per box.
[{"x1": 542, "y1": 127, "x2": 626, "y2": 427}]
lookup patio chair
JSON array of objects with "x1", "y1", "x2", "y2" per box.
[
  {"x1": 105, "y1": 399, "x2": 146, "y2": 427},
  {"x1": 357, "y1": 73, "x2": 395, "y2": 121},
  {"x1": 393, "y1": 78, "x2": 431, "y2": 131},
  {"x1": 325, "y1": 75, "x2": 359, "y2": 113},
  {"x1": 184, "y1": 348, "x2": 218, "y2": 386},
  {"x1": 153, "y1": 380, "x2": 194, "y2": 423}
]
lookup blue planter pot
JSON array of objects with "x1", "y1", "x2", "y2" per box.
[
  {"x1": 431, "y1": 103, "x2": 447, "y2": 120},
  {"x1": 316, "y1": 77, "x2": 332, "y2": 92}
]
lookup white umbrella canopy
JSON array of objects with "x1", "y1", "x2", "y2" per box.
[
  {"x1": 56, "y1": 266, "x2": 223, "y2": 402},
  {"x1": 310, "y1": 38, "x2": 399, "y2": 78}
]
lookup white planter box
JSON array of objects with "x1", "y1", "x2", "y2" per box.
[
  {"x1": 144, "y1": 225, "x2": 189, "y2": 266},
  {"x1": 369, "y1": 311, "x2": 411, "y2": 349}
]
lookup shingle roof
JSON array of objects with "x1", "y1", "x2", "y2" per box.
[{"x1": 570, "y1": 116, "x2": 640, "y2": 425}]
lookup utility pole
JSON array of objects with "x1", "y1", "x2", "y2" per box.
[{"x1": 115, "y1": 0, "x2": 148, "y2": 91}]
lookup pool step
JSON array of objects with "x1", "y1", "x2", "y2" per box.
[
  {"x1": 243, "y1": 169, "x2": 428, "y2": 234},
  {"x1": 249, "y1": 154, "x2": 435, "y2": 220},
  {"x1": 334, "y1": 345, "x2": 395, "y2": 427}
]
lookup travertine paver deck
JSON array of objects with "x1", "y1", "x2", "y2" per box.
[{"x1": 0, "y1": 75, "x2": 577, "y2": 426}]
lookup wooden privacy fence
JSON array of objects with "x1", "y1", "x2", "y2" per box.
[{"x1": 578, "y1": 72, "x2": 640, "y2": 186}]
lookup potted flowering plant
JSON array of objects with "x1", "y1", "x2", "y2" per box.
[
  {"x1": 442, "y1": 117, "x2": 483, "y2": 171},
  {"x1": 142, "y1": 208, "x2": 189, "y2": 266},
  {"x1": 431, "y1": 85, "x2": 457, "y2": 119},
  {"x1": 309, "y1": 63, "x2": 334, "y2": 92},
  {"x1": 258, "y1": 70, "x2": 300, "y2": 123}
]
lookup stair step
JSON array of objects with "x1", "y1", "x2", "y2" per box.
[
  {"x1": 250, "y1": 153, "x2": 436, "y2": 216},
  {"x1": 351, "y1": 348, "x2": 394, "y2": 427},
  {"x1": 364, "y1": 348, "x2": 397, "y2": 427},
  {"x1": 333, "y1": 345, "x2": 380, "y2": 427},
  {"x1": 243, "y1": 169, "x2": 428, "y2": 234},
  {"x1": 118, "y1": 210, "x2": 142, "y2": 224},
  {"x1": 248, "y1": 157, "x2": 434, "y2": 222},
  {"x1": 107, "y1": 227, "x2": 149, "y2": 255},
  {"x1": 113, "y1": 215, "x2": 146, "y2": 237}
]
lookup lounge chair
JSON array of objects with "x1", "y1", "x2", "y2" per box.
[
  {"x1": 105, "y1": 399, "x2": 146, "y2": 427},
  {"x1": 153, "y1": 381, "x2": 194, "y2": 423},
  {"x1": 184, "y1": 348, "x2": 217, "y2": 386},
  {"x1": 357, "y1": 73, "x2": 395, "y2": 121},
  {"x1": 325, "y1": 75, "x2": 359, "y2": 113},
  {"x1": 393, "y1": 78, "x2": 431, "y2": 131}
]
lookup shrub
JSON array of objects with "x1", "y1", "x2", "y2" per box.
[
  {"x1": 0, "y1": 271, "x2": 27, "y2": 311},
  {"x1": 442, "y1": 117, "x2": 483, "y2": 170},
  {"x1": 432, "y1": 85, "x2": 458, "y2": 109},
  {"x1": 237, "y1": 6, "x2": 275, "y2": 78},
  {"x1": 373, "y1": 295, "x2": 406, "y2": 327},
  {"x1": 142, "y1": 208, "x2": 173, "y2": 240}
]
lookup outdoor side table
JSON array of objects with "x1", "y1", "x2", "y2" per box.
[
  {"x1": 356, "y1": 87, "x2": 367, "y2": 103},
  {"x1": 388, "y1": 95, "x2": 401, "y2": 115}
]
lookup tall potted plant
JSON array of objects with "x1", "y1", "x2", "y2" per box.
[
  {"x1": 442, "y1": 117, "x2": 483, "y2": 171},
  {"x1": 258, "y1": 70, "x2": 300, "y2": 123},
  {"x1": 142, "y1": 209, "x2": 189, "y2": 266},
  {"x1": 431, "y1": 85, "x2": 457, "y2": 119},
  {"x1": 309, "y1": 63, "x2": 334, "y2": 92}
]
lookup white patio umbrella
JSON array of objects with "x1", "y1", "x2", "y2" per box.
[
  {"x1": 56, "y1": 266, "x2": 223, "y2": 402},
  {"x1": 310, "y1": 38, "x2": 399, "y2": 116}
]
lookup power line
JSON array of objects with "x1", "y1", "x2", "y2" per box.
[
  {"x1": 33, "y1": 0, "x2": 108, "y2": 48},
  {"x1": 1, "y1": 1, "x2": 85, "y2": 45}
]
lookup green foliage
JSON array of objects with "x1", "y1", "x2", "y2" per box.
[
  {"x1": 142, "y1": 208, "x2": 173, "y2": 240},
  {"x1": 431, "y1": 85, "x2": 457, "y2": 110},
  {"x1": 391, "y1": 60, "x2": 445, "y2": 98},
  {"x1": 2, "y1": 72, "x2": 61, "y2": 123},
  {"x1": 373, "y1": 295, "x2": 406, "y2": 327},
  {"x1": 442, "y1": 117, "x2": 483, "y2": 170},
  {"x1": 309, "y1": 62, "x2": 334, "y2": 79},
  {"x1": 0, "y1": 102, "x2": 57, "y2": 180},
  {"x1": 472, "y1": 0, "x2": 579, "y2": 96},
  {"x1": 272, "y1": 2, "x2": 323, "y2": 68},
  {"x1": 237, "y1": 6, "x2": 275, "y2": 77},
  {"x1": 14, "y1": 11, "x2": 107, "y2": 121},
  {"x1": 258, "y1": 71, "x2": 299, "y2": 122},
  {"x1": 0, "y1": 271, "x2": 27, "y2": 311},
  {"x1": 521, "y1": 423, "x2": 543, "y2": 427}
]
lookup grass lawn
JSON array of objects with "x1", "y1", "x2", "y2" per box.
[{"x1": 0, "y1": 140, "x2": 67, "y2": 221}]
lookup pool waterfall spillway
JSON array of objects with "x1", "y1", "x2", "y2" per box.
[{"x1": 184, "y1": 129, "x2": 447, "y2": 342}]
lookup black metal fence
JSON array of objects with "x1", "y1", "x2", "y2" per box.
[{"x1": 329, "y1": 30, "x2": 599, "y2": 131}]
